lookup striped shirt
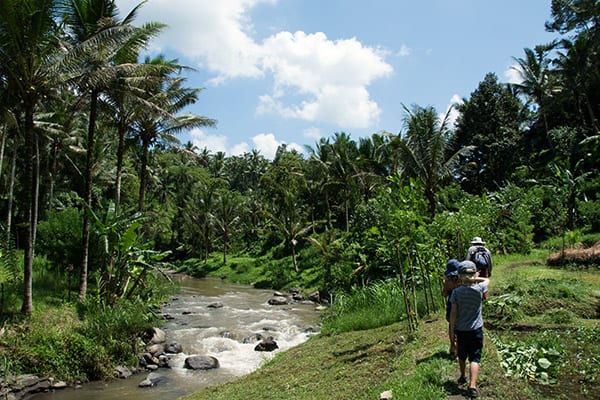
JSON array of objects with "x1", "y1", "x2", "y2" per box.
[{"x1": 450, "y1": 282, "x2": 488, "y2": 331}]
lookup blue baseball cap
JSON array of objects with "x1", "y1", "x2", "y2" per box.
[
  {"x1": 458, "y1": 260, "x2": 477, "y2": 274},
  {"x1": 444, "y1": 259, "x2": 460, "y2": 277}
]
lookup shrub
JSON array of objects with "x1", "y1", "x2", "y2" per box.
[
  {"x1": 577, "y1": 198, "x2": 600, "y2": 232},
  {"x1": 77, "y1": 297, "x2": 163, "y2": 363},
  {"x1": 36, "y1": 208, "x2": 82, "y2": 271},
  {"x1": 5, "y1": 306, "x2": 111, "y2": 382}
]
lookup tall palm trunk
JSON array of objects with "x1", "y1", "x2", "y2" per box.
[
  {"x1": 115, "y1": 122, "x2": 127, "y2": 214},
  {"x1": 138, "y1": 136, "x2": 150, "y2": 212},
  {"x1": 79, "y1": 90, "x2": 99, "y2": 301},
  {"x1": 6, "y1": 130, "x2": 17, "y2": 241},
  {"x1": 21, "y1": 103, "x2": 37, "y2": 315},
  {"x1": 48, "y1": 139, "x2": 60, "y2": 211}
]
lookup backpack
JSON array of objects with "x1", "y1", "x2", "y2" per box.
[{"x1": 472, "y1": 246, "x2": 492, "y2": 277}]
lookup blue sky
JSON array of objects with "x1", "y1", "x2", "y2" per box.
[{"x1": 117, "y1": 0, "x2": 556, "y2": 159}]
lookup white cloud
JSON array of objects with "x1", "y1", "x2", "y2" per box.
[
  {"x1": 251, "y1": 133, "x2": 281, "y2": 159},
  {"x1": 259, "y1": 31, "x2": 392, "y2": 128},
  {"x1": 251, "y1": 133, "x2": 305, "y2": 159},
  {"x1": 190, "y1": 128, "x2": 228, "y2": 153},
  {"x1": 190, "y1": 128, "x2": 302, "y2": 159},
  {"x1": 118, "y1": 0, "x2": 392, "y2": 129},
  {"x1": 230, "y1": 142, "x2": 250, "y2": 156},
  {"x1": 504, "y1": 63, "x2": 524, "y2": 85},
  {"x1": 119, "y1": 0, "x2": 271, "y2": 81}
]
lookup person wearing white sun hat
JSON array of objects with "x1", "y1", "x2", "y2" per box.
[{"x1": 466, "y1": 237, "x2": 492, "y2": 278}]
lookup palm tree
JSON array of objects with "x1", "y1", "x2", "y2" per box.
[
  {"x1": 213, "y1": 189, "x2": 242, "y2": 264},
  {"x1": 306, "y1": 138, "x2": 335, "y2": 230},
  {"x1": 130, "y1": 56, "x2": 216, "y2": 213},
  {"x1": 0, "y1": 0, "x2": 64, "y2": 314},
  {"x1": 327, "y1": 133, "x2": 359, "y2": 232},
  {"x1": 553, "y1": 34, "x2": 600, "y2": 133},
  {"x1": 511, "y1": 45, "x2": 555, "y2": 135},
  {"x1": 99, "y1": 13, "x2": 166, "y2": 215},
  {"x1": 398, "y1": 104, "x2": 473, "y2": 218},
  {"x1": 61, "y1": 0, "x2": 161, "y2": 300}
]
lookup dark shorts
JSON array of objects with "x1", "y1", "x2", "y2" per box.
[{"x1": 456, "y1": 327, "x2": 483, "y2": 363}]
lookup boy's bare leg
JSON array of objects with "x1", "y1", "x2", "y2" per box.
[{"x1": 469, "y1": 361, "x2": 479, "y2": 388}]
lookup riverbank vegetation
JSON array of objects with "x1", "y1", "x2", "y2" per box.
[{"x1": 0, "y1": 0, "x2": 600, "y2": 398}]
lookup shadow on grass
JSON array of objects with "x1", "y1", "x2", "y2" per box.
[
  {"x1": 417, "y1": 349, "x2": 457, "y2": 364},
  {"x1": 443, "y1": 379, "x2": 466, "y2": 397}
]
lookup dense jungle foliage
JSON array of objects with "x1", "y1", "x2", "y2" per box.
[{"x1": 0, "y1": 0, "x2": 599, "y2": 390}]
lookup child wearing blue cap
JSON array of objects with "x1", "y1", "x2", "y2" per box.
[{"x1": 442, "y1": 259, "x2": 460, "y2": 355}]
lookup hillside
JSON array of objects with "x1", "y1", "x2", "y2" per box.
[{"x1": 182, "y1": 252, "x2": 600, "y2": 400}]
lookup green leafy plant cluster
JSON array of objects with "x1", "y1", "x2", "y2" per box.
[
  {"x1": 484, "y1": 293, "x2": 525, "y2": 323},
  {"x1": 568, "y1": 326, "x2": 600, "y2": 388},
  {"x1": 489, "y1": 333, "x2": 563, "y2": 385}
]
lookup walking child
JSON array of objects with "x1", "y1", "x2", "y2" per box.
[
  {"x1": 442, "y1": 259, "x2": 460, "y2": 355},
  {"x1": 449, "y1": 260, "x2": 490, "y2": 398}
]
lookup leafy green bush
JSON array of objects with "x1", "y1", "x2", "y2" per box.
[
  {"x1": 36, "y1": 207, "x2": 82, "y2": 271},
  {"x1": 78, "y1": 297, "x2": 163, "y2": 363},
  {"x1": 490, "y1": 274, "x2": 596, "y2": 320},
  {"x1": 577, "y1": 197, "x2": 600, "y2": 232},
  {"x1": 5, "y1": 306, "x2": 111, "y2": 382}
]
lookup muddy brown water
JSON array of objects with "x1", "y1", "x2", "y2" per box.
[{"x1": 31, "y1": 275, "x2": 321, "y2": 400}]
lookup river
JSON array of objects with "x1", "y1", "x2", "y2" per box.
[{"x1": 31, "y1": 274, "x2": 321, "y2": 400}]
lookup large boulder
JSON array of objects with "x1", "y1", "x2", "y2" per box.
[
  {"x1": 183, "y1": 356, "x2": 220, "y2": 370},
  {"x1": 164, "y1": 342, "x2": 183, "y2": 354},
  {"x1": 254, "y1": 336, "x2": 278, "y2": 352},
  {"x1": 267, "y1": 296, "x2": 288, "y2": 306}
]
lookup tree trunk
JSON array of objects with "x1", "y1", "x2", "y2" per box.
[
  {"x1": 395, "y1": 242, "x2": 416, "y2": 332},
  {"x1": 6, "y1": 130, "x2": 17, "y2": 241},
  {"x1": 48, "y1": 139, "x2": 59, "y2": 211},
  {"x1": 32, "y1": 135, "x2": 40, "y2": 247},
  {"x1": 292, "y1": 243, "x2": 298, "y2": 272},
  {"x1": 21, "y1": 105, "x2": 36, "y2": 315},
  {"x1": 79, "y1": 91, "x2": 99, "y2": 302},
  {"x1": 115, "y1": 122, "x2": 126, "y2": 214},
  {"x1": 138, "y1": 137, "x2": 149, "y2": 213}
]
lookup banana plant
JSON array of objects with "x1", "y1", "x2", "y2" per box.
[{"x1": 87, "y1": 202, "x2": 170, "y2": 303}]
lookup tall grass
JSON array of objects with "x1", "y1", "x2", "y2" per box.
[{"x1": 321, "y1": 279, "x2": 407, "y2": 334}]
